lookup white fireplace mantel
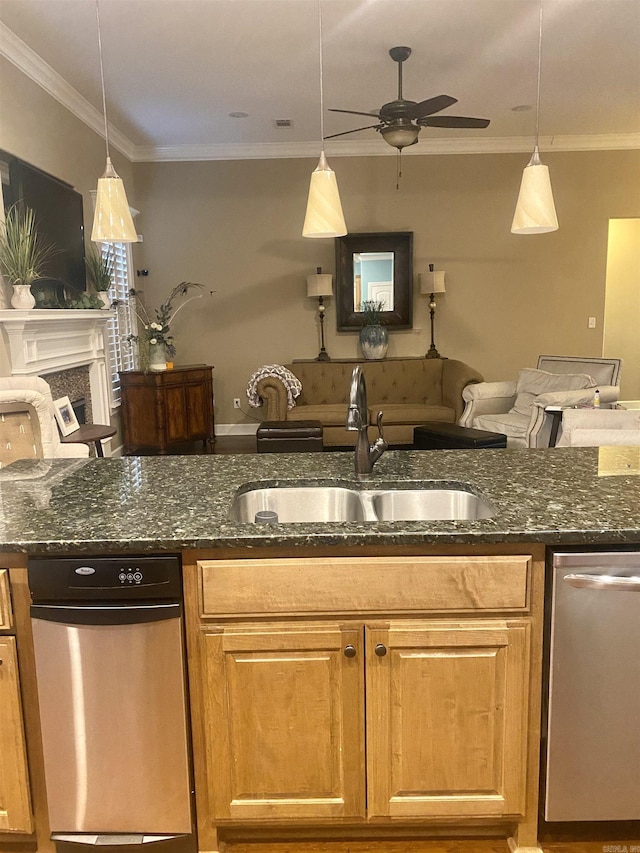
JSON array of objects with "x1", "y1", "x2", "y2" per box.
[{"x1": 0, "y1": 309, "x2": 115, "y2": 426}]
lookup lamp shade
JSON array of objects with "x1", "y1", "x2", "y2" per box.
[
  {"x1": 419, "y1": 270, "x2": 446, "y2": 295},
  {"x1": 307, "y1": 273, "x2": 333, "y2": 298},
  {"x1": 91, "y1": 157, "x2": 138, "y2": 243},
  {"x1": 511, "y1": 149, "x2": 558, "y2": 235},
  {"x1": 302, "y1": 152, "x2": 347, "y2": 239}
]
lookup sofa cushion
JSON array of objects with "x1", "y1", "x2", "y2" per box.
[
  {"x1": 473, "y1": 412, "x2": 530, "y2": 439},
  {"x1": 372, "y1": 403, "x2": 455, "y2": 424},
  {"x1": 510, "y1": 368, "x2": 594, "y2": 416},
  {"x1": 287, "y1": 404, "x2": 349, "y2": 426}
]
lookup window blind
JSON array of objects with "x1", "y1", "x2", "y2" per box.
[{"x1": 101, "y1": 241, "x2": 137, "y2": 408}]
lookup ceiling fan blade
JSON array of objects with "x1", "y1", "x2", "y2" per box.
[
  {"x1": 324, "y1": 124, "x2": 383, "y2": 140},
  {"x1": 329, "y1": 108, "x2": 382, "y2": 119},
  {"x1": 419, "y1": 115, "x2": 490, "y2": 129},
  {"x1": 408, "y1": 95, "x2": 458, "y2": 120}
]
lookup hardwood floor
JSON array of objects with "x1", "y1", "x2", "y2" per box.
[{"x1": 223, "y1": 840, "x2": 639, "y2": 853}]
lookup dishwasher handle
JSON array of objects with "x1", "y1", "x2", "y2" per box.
[
  {"x1": 30, "y1": 602, "x2": 182, "y2": 626},
  {"x1": 563, "y1": 572, "x2": 640, "y2": 591}
]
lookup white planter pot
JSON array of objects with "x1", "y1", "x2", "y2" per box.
[
  {"x1": 359, "y1": 324, "x2": 389, "y2": 360},
  {"x1": 97, "y1": 292, "x2": 111, "y2": 309},
  {"x1": 10, "y1": 284, "x2": 36, "y2": 310}
]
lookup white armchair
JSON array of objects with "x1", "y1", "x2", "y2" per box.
[
  {"x1": 459, "y1": 356, "x2": 621, "y2": 448},
  {"x1": 556, "y1": 408, "x2": 640, "y2": 447},
  {"x1": 0, "y1": 376, "x2": 89, "y2": 467}
]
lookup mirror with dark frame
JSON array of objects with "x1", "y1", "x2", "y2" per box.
[{"x1": 335, "y1": 232, "x2": 413, "y2": 330}]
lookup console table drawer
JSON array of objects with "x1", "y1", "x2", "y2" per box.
[{"x1": 199, "y1": 555, "x2": 530, "y2": 618}]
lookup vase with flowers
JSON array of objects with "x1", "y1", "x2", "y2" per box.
[
  {"x1": 358, "y1": 299, "x2": 389, "y2": 360},
  {"x1": 126, "y1": 281, "x2": 204, "y2": 371}
]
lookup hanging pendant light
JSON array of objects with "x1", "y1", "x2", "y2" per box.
[
  {"x1": 91, "y1": 0, "x2": 137, "y2": 243},
  {"x1": 511, "y1": 0, "x2": 558, "y2": 235},
  {"x1": 302, "y1": 0, "x2": 347, "y2": 239}
]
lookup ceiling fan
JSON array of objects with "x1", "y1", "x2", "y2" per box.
[{"x1": 326, "y1": 46, "x2": 490, "y2": 151}]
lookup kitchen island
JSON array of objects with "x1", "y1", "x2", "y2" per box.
[{"x1": 1, "y1": 447, "x2": 639, "y2": 853}]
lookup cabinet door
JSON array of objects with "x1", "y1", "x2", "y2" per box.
[
  {"x1": 164, "y1": 385, "x2": 189, "y2": 443},
  {"x1": 185, "y1": 380, "x2": 212, "y2": 438},
  {"x1": 203, "y1": 623, "x2": 365, "y2": 822},
  {"x1": 366, "y1": 620, "x2": 530, "y2": 819},
  {"x1": 0, "y1": 637, "x2": 33, "y2": 833}
]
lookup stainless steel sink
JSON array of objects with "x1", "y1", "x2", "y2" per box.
[
  {"x1": 371, "y1": 488, "x2": 494, "y2": 521},
  {"x1": 229, "y1": 486, "x2": 365, "y2": 523},
  {"x1": 230, "y1": 483, "x2": 495, "y2": 523}
]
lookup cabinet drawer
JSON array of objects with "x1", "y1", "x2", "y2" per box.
[
  {"x1": 199, "y1": 555, "x2": 530, "y2": 618},
  {"x1": 0, "y1": 569, "x2": 12, "y2": 630}
]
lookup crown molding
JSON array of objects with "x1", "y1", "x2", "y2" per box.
[
  {"x1": 0, "y1": 22, "x2": 136, "y2": 161},
  {"x1": 2, "y1": 22, "x2": 638, "y2": 165},
  {"x1": 133, "y1": 132, "x2": 640, "y2": 162}
]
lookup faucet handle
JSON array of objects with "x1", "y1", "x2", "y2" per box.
[{"x1": 375, "y1": 411, "x2": 386, "y2": 443}]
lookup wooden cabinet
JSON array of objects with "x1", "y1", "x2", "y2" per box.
[
  {"x1": 120, "y1": 364, "x2": 215, "y2": 454},
  {"x1": 0, "y1": 571, "x2": 33, "y2": 834},
  {"x1": 190, "y1": 554, "x2": 537, "y2": 834}
]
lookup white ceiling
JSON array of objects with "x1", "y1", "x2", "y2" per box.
[{"x1": 1, "y1": 0, "x2": 639, "y2": 162}]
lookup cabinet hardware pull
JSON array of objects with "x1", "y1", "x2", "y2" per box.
[
  {"x1": 344, "y1": 644, "x2": 357, "y2": 658},
  {"x1": 375, "y1": 643, "x2": 387, "y2": 657}
]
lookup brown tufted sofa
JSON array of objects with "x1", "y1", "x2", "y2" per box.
[{"x1": 255, "y1": 358, "x2": 484, "y2": 446}]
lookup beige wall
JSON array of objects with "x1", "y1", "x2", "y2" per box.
[
  {"x1": 2, "y1": 55, "x2": 640, "y2": 429},
  {"x1": 604, "y1": 218, "x2": 640, "y2": 400},
  {"x1": 135, "y1": 149, "x2": 640, "y2": 426}
]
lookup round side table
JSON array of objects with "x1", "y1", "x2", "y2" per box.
[{"x1": 60, "y1": 424, "x2": 117, "y2": 457}]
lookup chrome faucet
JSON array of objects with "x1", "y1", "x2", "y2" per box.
[{"x1": 346, "y1": 365, "x2": 388, "y2": 475}]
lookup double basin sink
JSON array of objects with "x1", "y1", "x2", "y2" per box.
[{"x1": 229, "y1": 483, "x2": 495, "y2": 524}]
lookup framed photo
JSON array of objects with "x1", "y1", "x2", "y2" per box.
[{"x1": 53, "y1": 396, "x2": 80, "y2": 436}]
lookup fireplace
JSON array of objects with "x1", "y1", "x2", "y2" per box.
[{"x1": 0, "y1": 309, "x2": 114, "y2": 453}]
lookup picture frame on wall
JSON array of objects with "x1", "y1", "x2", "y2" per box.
[{"x1": 53, "y1": 396, "x2": 80, "y2": 436}]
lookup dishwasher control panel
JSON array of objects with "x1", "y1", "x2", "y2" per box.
[{"x1": 28, "y1": 555, "x2": 182, "y2": 602}]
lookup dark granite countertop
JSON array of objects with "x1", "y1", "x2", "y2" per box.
[{"x1": 1, "y1": 446, "x2": 639, "y2": 555}]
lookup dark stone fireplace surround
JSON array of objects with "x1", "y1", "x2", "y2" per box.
[{"x1": 46, "y1": 366, "x2": 92, "y2": 424}]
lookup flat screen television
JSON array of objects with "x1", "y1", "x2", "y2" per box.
[{"x1": 1, "y1": 150, "x2": 86, "y2": 301}]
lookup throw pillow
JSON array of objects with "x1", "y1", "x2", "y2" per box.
[{"x1": 510, "y1": 368, "x2": 594, "y2": 417}]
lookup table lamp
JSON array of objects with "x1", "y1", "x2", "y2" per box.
[
  {"x1": 419, "y1": 264, "x2": 446, "y2": 359},
  {"x1": 306, "y1": 267, "x2": 333, "y2": 361}
]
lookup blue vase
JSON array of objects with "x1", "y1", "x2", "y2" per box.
[{"x1": 359, "y1": 324, "x2": 389, "y2": 360}]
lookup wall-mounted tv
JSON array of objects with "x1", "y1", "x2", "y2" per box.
[{"x1": 1, "y1": 150, "x2": 86, "y2": 301}]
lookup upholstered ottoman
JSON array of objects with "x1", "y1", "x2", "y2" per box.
[
  {"x1": 256, "y1": 420, "x2": 323, "y2": 453},
  {"x1": 414, "y1": 422, "x2": 507, "y2": 450}
]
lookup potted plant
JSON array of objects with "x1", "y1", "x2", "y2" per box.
[
  {"x1": 358, "y1": 299, "x2": 389, "y2": 359},
  {"x1": 85, "y1": 244, "x2": 114, "y2": 308},
  {"x1": 125, "y1": 281, "x2": 205, "y2": 371},
  {"x1": 0, "y1": 203, "x2": 55, "y2": 309}
]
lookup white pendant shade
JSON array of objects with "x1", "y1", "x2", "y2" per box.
[
  {"x1": 302, "y1": 152, "x2": 347, "y2": 239},
  {"x1": 91, "y1": 157, "x2": 138, "y2": 243},
  {"x1": 511, "y1": 149, "x2": 558, "y2": 234}
]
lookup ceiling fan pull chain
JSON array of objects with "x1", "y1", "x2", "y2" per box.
[{"x1": 396, "y1": 150, "x2": 402, "y2": 190}]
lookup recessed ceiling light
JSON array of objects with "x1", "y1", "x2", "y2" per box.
[
  {"x1": 229, "y1": 111, "x2": 249, "y2": 119},
  {"x1": 273, "y1": 119, "x2": 294, "y2": 128},
  {"x1": 512, "y1": 104, "x2": 533, "y2": 112}
]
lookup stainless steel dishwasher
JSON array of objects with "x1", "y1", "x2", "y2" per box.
[
  {"x1": 28, "y1": 555, "x2": 195, "y2": 848},
  {"x1": 544, "y1": 550, "x2": 640, "y2": 821}
]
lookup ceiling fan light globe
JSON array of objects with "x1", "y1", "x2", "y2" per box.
[{"x1": 380, "y1": 122, "x2": 420, "y2": 150}]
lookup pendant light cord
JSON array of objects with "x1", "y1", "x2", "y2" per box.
[
  {"x1": 317, "y1": 0, "x2": 325, "y2": 146},
  {"x1": 95, "y1": 0, "x2": 110, "y2": 160},
  {"x1": 534, "y1": 0, "x2": 543, "y2": 149}
]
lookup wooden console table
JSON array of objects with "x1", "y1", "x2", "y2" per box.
[{"x1": 120, "y1": 364, "x2": 215, "y2": 455}]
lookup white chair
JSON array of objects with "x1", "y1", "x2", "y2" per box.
[
  {"x1": 459, "y1": 356, "x2": 621, "y2": 448},
  {"x1": 0, "y1": 376, "x2": 89, "y2": 467},
  {"x1": 556, "y1": 408, "x2": 640, "y2": 447}
]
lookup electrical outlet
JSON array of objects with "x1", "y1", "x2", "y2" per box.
[
  {"x1": 588, "y1": 317, "x2": 597, "y2": 329},
  {"x1": 233, "y1": 398, "x2": 241, "y2": 409}
]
